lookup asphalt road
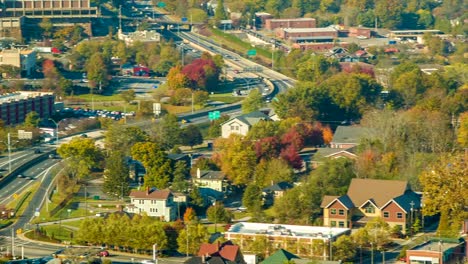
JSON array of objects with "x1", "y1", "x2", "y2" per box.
[{"x1": 0, "y1": 158, "x2": 62, "y2": 237}]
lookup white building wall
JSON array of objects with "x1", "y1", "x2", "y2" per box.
[
  {"x1": 221, "y1": 120, "x2": 249, "y2": 138},
  {"x1": 130, "y1": 198, "x2": 174, "y2": 221},
  {"x1": 195, "y1": 179, "x2": 223, "y2": 192}
]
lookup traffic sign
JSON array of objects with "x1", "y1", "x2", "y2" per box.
[
  {"x1": 181, "y1": 17, "x2": 188, "y2": 22},
  {"x1": 157, "y1": 1, "x2": 166, "y2": 7},
  {"x1": 13, "y1": 193, "x2": 19, "y2": 199},
  {"x1": 247, "y1": 49, "x2": 257, "y2": 56},
  {"x1": 208, "y1": 111, "x2": 220, "y2": 120}
]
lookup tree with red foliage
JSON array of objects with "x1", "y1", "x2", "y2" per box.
[
  {"x1": 181, "y1": 58, "x2": 220, "y2": 91},
  {"x1": 296, "y1": 122, "x2": 325, "y2": 147},
  {"x1": 280, "y1": 145, "x2": 303, "y2": 170},
  {"x1": 255, "y1": 136, "x2": 281, "y2": 160},
  {"x1": 281, "y1": 127, "x2": 304, "y2": 150},
  {"x1": 42, "y1": 59, "x2": 60, "y2": 80}
]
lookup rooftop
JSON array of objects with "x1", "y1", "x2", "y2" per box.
[
  {"x1": 410, "y1": 240, "x2": 461, "y2": 253},
  {"x1": 226, "y1": 222, "x2": 349, "y2": 240},
  {"x1": 283, "y1": 27, "x2": 337, "y2": 33},
  {"x1": 129, "y1": 188, "x2": 172, "y2": 200},
  {"x1": 0, "y1": 92, "x2": 54, "y2": 104},
  {"x1": 267, "y1": 18, "x2": 316, "y2": 22}
]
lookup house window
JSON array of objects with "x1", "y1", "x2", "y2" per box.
[
  {"x1": 365, "y1": 205, "x2": 375, "y2": 213},
  {"x1": 383, "y1": 212, "x2": 389, "y2": 218},
  {"x1": 150, "y1": 208, "x2": 158, "y2": 213},
  {"x1": 330, "y1": 209, "x2": 336, "y2": 215},
  {"x1": 339, "y1": 209, "x2": 345, "y2": 215},
  {"x1": 338, "y1": 221, "x2": 345, "y2": 228},
  {"x1": 397, "y1": 212, "x2": 403, "y2": 219},
  {"x1": 139, "y1": 199, "x2": 144, "y2": 204},
  {"x1": 331, "y1": 221, "x2": 337, "y2": 227}
]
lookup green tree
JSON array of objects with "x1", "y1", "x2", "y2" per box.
[
  {"x1": 189, "y1": 186, "x2": 205, "y2": 209},
  {"x1": 214, "y1": 0, "x2": 228, "y2": 27},
  {"x1": 332, "y1": 235, "x2": 357, "y2": 261},
  {"x1": 213, "y1": 135, "x2": 257, "y2": 185},
  {"x1": 131, "y1": 142, "x2": 173, "y2": 189},
  {"x1": 57, "y1": 137, "x2": 102, "y2": 178},
  {"x1": 242, "y1": 184, "x2": 263, "y2": 214},
  {"x1": 24, "y1": 111, "x2": 40, "y2": 128},
  {"x1": 206, "y1": 203, "x2": 232, "y2": 231},
  {"x1": 152, "y1": 114, "x2": 182, "y2": 150},
  {"x1": 86, "y1": 53, "x2": 108, "y2": 91},
  {"x1": 105, "y1": 125, "x2": 149, "y2": 155},
  {"x1": 120, "y1": 89, "x2": 136, "y2": 103},
  {"x1": 177, "y1": 223, "x2": 209, "y2": 255},
  {"x1": 39, "y1": 18, "x2": 54, "y2": 38},
  {"x1": 254, "y1": 159, "x2": 294, "y2": 187},
  {"x1": 103, "y1": 151, "x2": 130, "y2": 199},
  {"x1": 172, "y1": 160, "x2": 189, "y2": 192},
  {"x1": 207, "y1": 115, "x2": 230, "y2": 138},
  {"x1": 180, "y1": 125, "x2": 203, "y2": 148},
  {"x1": 419, "y1": 152, "x2": 468, "y2": 235},
  {"x1": 241, "y1": 89, "x2": 264, "y2": 114},
  {"x1": 457, "y1": 112, "x2": 468, "y2": 148}
]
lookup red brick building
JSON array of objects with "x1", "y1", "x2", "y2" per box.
[
  {"x1": 0, "y1": 91, "x2": 54, "y2": 125},
  {"x1": 276, "y1": 27, "x2": 337, "y2": 40},
  {"x1": 265, "y1": 18, "x2": 316, "y2": 30},
  {"x1": 321, "y1": 178, "x2": 421, "y2": 233},
  {"x1": 349, "y1": 27, "x2": 372, "y2": 38},
  {"x1": 292, "y1": 42, "x2": 349, "y2": 52}
]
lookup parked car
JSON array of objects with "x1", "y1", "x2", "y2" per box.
[{"x1": 97, "y1": 250, "x2": 109, "y2": 257}]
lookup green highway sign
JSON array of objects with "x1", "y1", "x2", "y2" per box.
[
  {"x1": 157, "y1": 1, "x2": 166, "y2": 7},
  {"x1": 247, "y1": 49, "x2": 257, "y2": 56},
  {"x1": 209, "y1": 111, "x2": 221, "y2": 120}
]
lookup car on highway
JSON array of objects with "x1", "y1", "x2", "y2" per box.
[
  {"x1": 97, "y1": 250, "x2": 109, "y2": 257},
  {"x1": 17, "y1": 174, "x2": 24, "y2": 178},
  {"x1": 34, "y1": 149, "x2": 42, "y2": 154}
]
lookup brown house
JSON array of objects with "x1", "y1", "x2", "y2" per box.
[
  {"x1": 185, "y1": 240, "x2": 246, "y2": 264},
  {"x1": 321, "y1": 179, "x2": 421, "y2": 233}
]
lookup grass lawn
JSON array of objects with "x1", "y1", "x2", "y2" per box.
[
  {"x1": 210, "y1": 28, "x2": 273, "y2": 62},
  {"x1": 232, "y1": 211, "x2": 250, "y2": 220},
  {"x1": 206, "y1": 224, "x2": 227, "y2": 234},
  {"x1": 25, "y1": 225, "x2": 75, "y2": 243},
  {"x1": 72, "y1": 93, "x2": 123, "y2": 102}
]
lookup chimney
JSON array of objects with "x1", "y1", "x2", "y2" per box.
[
  {"x1": 201, "y1": 255, "x2": 206, "y2": 263},
  {"x1": 197, "y1": 168, "x2": 201, "y2": 179},
  {"x1": 146, "y1": 186, "x2": 150, "y2": 195}
]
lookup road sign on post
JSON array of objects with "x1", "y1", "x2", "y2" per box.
[
  {"x1": 157, "y1": 1, "x2": 166, "y2": 7},
  {"x1": 247, "y1": 49, "x2": 257, "y2": 56},
  {"x1": 181, "y1": 17, "x2": 188, "y2": 22},
  {"x1": 208, "y1": 111, "x2": 221, "y2": 121},
  {"x1": 153, "y1": 103, "x2": 161, "y2": 116}
]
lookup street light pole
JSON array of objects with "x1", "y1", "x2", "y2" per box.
[
  {"x1": 7, "y1": 132, "x2": 11, "y2": 173},
  {"x1": 371, "y1": 242, "x2": 374, "y2": 264},
  {"x1": 48, "y1": 118, "x2": 59, "y2": 144}
]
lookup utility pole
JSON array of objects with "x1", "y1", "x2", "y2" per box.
[
  {"x1": 11, "y1": 228, "x2": 15, "y2": 260},
  {"x1": 370, "y1": 242, "x2": 374, "y2": 264},
  {"x1": 118, "y1": 5, "x2": 122, "y2": 34},
  {"x1": 191, "y1": 91, "x2": 194, "y2": 114},
  {"x1": 85, "y1": 184, "x2": 88, "y2": 218},
  {"x1": 410, "y1": 201, "x2": 415, "y2": 236}
]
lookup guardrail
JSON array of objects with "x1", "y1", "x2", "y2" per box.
[{"x1": 0, "y1": 150, "x2": 56, "y2": 189}]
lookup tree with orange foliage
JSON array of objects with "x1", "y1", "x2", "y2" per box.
[
  {"x1": 183, "y1": 207, "x2": 198, "y2": 223},
  {"x1": 322, "y1": 125, "x2": 333, "y2": 145}
]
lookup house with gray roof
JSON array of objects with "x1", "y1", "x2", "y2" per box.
[
  {"x1": 311, "y1": 147, "x2": 358, "y2": 168},
  {"x1": 330, "y1": 125, "x2": 372, "y2": 148},
  {"x1": 193, "y1": 168, "x2": 227, "y2": 200},
  {"x1": 221, "y1": 111, "x2": 271, "y2": 138}
]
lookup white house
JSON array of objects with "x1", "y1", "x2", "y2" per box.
[
  {"x1": 126, "y1": 188, "x2": 176, "y2": 221},
  {"x1": 221, "y1": 111, "x2": 271, "y2": 138}
]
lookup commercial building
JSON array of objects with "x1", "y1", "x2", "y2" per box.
[
  {"x1": 276, "y1": 27, "x2": 338, "y2": 40},
  {"x1": 0, "y1": 91, "x2": 54, "y2": 125},
  {"x1": 225, "y1": 222, "x2": 350, "y2": 258},
  {"x1": 0, "y1": 48, "x2": 36, "y2": 76},
  {"x1": 118, "y1": 30, "x2": 161, "y2": 46},
  {"x1": 405, "y1": 239, "x2": 466, "y2": 264},
  {"x1": 0, "y1": 0, "x2": 98, "y2": 18},
  {"x1": 265, "y1": 18, "x2": 316, "y2": 31}
]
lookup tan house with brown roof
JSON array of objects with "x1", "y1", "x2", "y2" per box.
[
  {"x1": 126, "y1": 188, "x2": 176, "y2": 221},
  {"x1": 321, "y1": 178, "x2": 421, "y2": 233}
]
